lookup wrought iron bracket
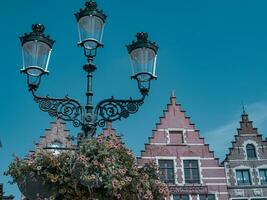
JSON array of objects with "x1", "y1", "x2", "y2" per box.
[
  {"x1": 31, "y1": 90, "x2": 147, "y2": 137},
  {"x1": 94, "y1": 94, "x2": 146, "y2": 128},
  {"x1": 32, "y1": 91, "x2": 83, "y2": 128}
]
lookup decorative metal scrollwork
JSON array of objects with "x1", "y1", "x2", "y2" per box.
[
  {"x1": 95, "y1": 95, "x2": 146, "y2": 127},
  {"x1": 32, "y1": 92, "x2": 83, "y2": 128},
  {"x1": 31, "y1": 91, "x2": 146, "y2": 135}
]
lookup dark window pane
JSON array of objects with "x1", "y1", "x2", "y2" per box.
[
  {"x1": 184, "y1": 160, "x2": 190, "y2": 168},
  {"x1": 199, "y1": 195, "x2": 206, "y2": 200},
  {"x1": 183, "y1": 160, "x2": 200, "y2": 184},
  {"x1": 259, "y1": 169, "x2": 267, "y2": 185},
  {"x1": 236, "y1": 169, "x2": 251, "y2": 185},
  {"x1": 192, "y1": 169, "x2": 200, "y2": 182},
  {"x1": 191, "y1": 160, "x2": 198, "y2": 168},
  {"x1": 158, "y1": 159, "x2": 175, "y2": 184},
  {"x1": 173, "y1": 195, "x2": 189, "y2": 200},
  {"x1": 208, "y1": 194, "x2": 216, "y2": 200},
  {"x1": 199, "y1": 194, "x2": 216, "y2": 200},
  {"x1": 246, "y1": 144, "x2": 257, "y2": 159}
]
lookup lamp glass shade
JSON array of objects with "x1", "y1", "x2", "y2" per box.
[
  {"x1": 77, "y1": 15, "x2": 104, "y2": 50},
  {"x1": 129, "y1": 47, "x2": 157, "y2": 81},
  {"x1": 22, "y1": 40, "x2": 51, "y2": 76}
]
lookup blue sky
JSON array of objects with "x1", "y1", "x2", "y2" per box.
[{"x1": 1, "y1": 0, "x2": 267, "y2": 198}]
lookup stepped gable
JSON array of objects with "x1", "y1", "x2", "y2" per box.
[
  {"x1": 224, "y1": 111, "x2": 264, "y2": 162},
  {"x1": 35, "y1": 119, "x2": 74, "y2": 152},
  {"x1": 100, "y1": 121, "x2": 122, "y2": 143},
  {"x1": 238, "y1": 111, "x2": 258, "y2": 135},
  {"x1": 137, "y1": 93, "x2": 228, "y2": 200},
  {"x1": 138, "y1": 93, "x2": 220, "y2": 164},
  {"x1": 102, "y1": 121, "x2": 117, "y2": 137},
  {"x1": 155, "y1": 92, "x2": 196, "y2": 130},
  {"x1": 223, "y1": 110, "x2": 267, "y2": 199}
]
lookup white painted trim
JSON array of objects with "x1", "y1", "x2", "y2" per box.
[
  {"x1": 183, "y1": 129, "x2": 187, "y2": 144},
  {"x1": 157, "y1": 128, "x2": 195, "y2": 132},
  {"x1": 202, "y1": 177, "x2": 227, "y2": 180},
  {"x1": 224, "y1": 162, "x2": 231, "y2": 186},
  {"x1": 232, "y1": 146, "x2": 264, "y2": 149},
  {"x1": 257, "y1": 164, "x2": 267, "y2": 169},
  {"x1": 201, "y1": 167, "x2": 224, "y2": 169},
  {"x1": 230, "y1": 197, "x2": 267, "y2": 200},
  {"x1": 228, "y1": 159, "x2": 267, "y2": 162},
  {"x1": 217, "y1": 192, "x2": 228, "y2": 195},
  {"x1": 165, "y1": 129, "x2": 187, "y2": 144},
  {"x1": 150, "y1": 143, "x2": 168, "y2": 145},
  {"x1": 141, "y1": 156, "x2": 215, "y2": 160},
  {"x1": 180, "y1": 156, "x2": 202, "y2": 160},
  {"x1": 205, "y1": 183, "x2": 227, "y2": 185},
  {"x1": 239, "y1": 134, "x2": 258, "y2": 136},
  {"x1": 156, "y1": 156, "x2": 177, "y2": 160},
  {"x1": 166, "y1": 129, "x2": 171, "y2": 144},
  {"x1": 242, "y1": 140, "x2": 259, "y2": 160}
]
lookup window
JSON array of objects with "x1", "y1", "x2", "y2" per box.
[
  {"x1": 236, "y1": 169, "x2": 251, "y2": 185},
  {"x1": 183, "y1": 160, "x2": 200, "y2": 184},
  {"x1": 158, "y1": 160, "x2": 175, "y2": 184},
  {"x1": 49, "y1": 141, "x2": 62, "y2": 155},
  {"x1": 199, "y1": 194, "x2": 216, "y2": 200},
  {"x1": 259, "y1": 169, "x2": 267, "y2": 185},
  {"x1": 246, "y1": 144, "x2": 257, "y2": 159},
  {"x1": 169, "y1": 131, "x2": 184, "y2": 144},
  {"x1": 173, "y1": 195, "x2": 189, "y2": 200}
]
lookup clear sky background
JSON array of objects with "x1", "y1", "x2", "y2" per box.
[{"x1": 1, "y1": 0, "x2": 267, "y2": 198}]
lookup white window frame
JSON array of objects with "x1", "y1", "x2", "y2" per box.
[
  {"x1": 257, "y1": 164, "x2": 267, "y2": 185},
  {"x1": 242, "y1": 140, "x2": 259, "y2": 160},
  {"x1": 234, "y1": 166, "x2": 253, "y2": 186},
  {"x1": 198, "y1": 193, "x2": 217, "y2": 200},
  {"x1": 156, "y1": 156, "x2": 178, "y2": 185},
  {"x1": 181, "y1": 157, "x2": 203, "y2": 185}
]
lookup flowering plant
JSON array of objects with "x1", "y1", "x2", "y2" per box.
[{"x1": 5, "y1": 134, "x2": 169, "y2": 200}]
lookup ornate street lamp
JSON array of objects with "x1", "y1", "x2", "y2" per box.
[
  {"x1": 20, "y1": 24, "x2": 55, "y2": 91},
  {"x1": 20, "y1": 0, "x2": 159, "y2": 138}
]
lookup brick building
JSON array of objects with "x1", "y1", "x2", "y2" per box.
[
  {"x1": 21, "y1": 119, "x2": 74, "y2": 200},
  {"x1": 138, "y1": 94, "x2": 228, "y2": 200},
  {"x1": 223, "y1": 111, "x2": 267, "y2": 200},
  {"x1": 33, "y1": 119, "x2": 75, "y2": 153}
]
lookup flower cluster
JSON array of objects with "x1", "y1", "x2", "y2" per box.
[{"x1": 5, "y1": 134, "x2": 169, "y2": 200}]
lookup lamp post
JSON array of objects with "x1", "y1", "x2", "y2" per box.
[{"x1": 20, "y1": 0, "x2": 159, "y2": 139}]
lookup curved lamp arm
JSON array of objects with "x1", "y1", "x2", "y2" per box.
[
  {"x1": 32, "y1": 91, "x2": 84, "y2": 128},
  {"x1": 94, "y1": 93, "x2": 146, "y2": 128}
]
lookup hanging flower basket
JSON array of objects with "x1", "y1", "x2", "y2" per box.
[
  {"x1": 17, "y1": 172, "x2": 59, "y2": 200},
  {"x1": 5, "y1": 134, "x2": 169, "y2": 200}
]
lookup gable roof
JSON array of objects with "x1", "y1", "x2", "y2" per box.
[{"x1": 223, "y1": 111, "x2": 263, "y2": 163}]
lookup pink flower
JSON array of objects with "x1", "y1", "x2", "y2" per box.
[
  {"x1": 119, "y1": 168, "x2": 126, "y2": 175},
  {"x1": 112, "y1": 179, "x2": 120, "y2": 189}
]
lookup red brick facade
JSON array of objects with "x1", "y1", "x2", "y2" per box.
[{"x1": 138, "y1": 94, "x2": 228, "y2": 200}]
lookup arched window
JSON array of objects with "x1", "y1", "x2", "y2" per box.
[{"x1": 246, "y1": 144, "x2": 257, "y2": 159}]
